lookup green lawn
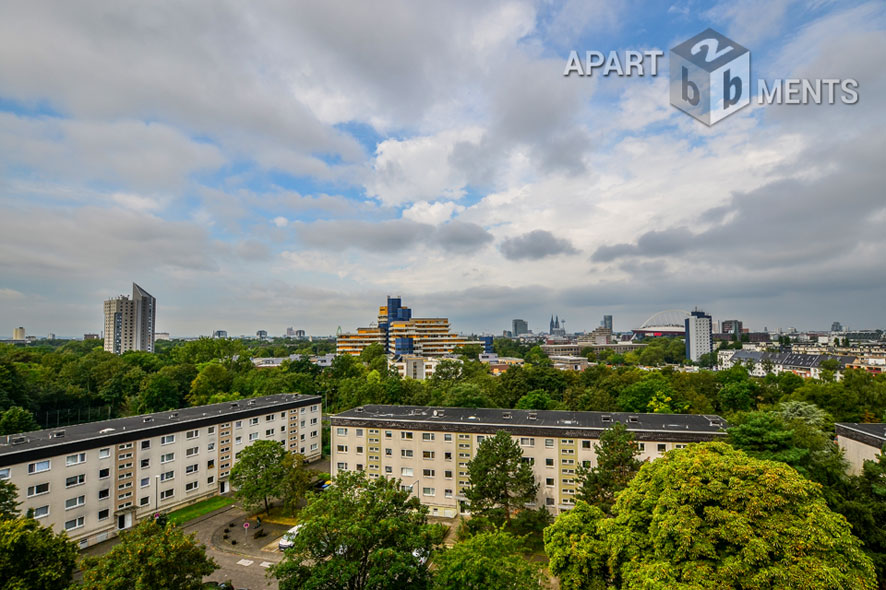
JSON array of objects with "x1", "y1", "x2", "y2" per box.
[{"x1": 167, "y1": 496, "x2": 236, "y2": 525}]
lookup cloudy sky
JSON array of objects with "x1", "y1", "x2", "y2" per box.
[{"x1": 1, "y1": 0, "x2": 884, "y2": 338}]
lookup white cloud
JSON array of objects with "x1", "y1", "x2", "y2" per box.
[
  {"x1": 367, "y1": 128, "x2": 483, "y2": 205},
  {"x1": 401, "y1": 201, "x2": 465, "y2": 225},
  {"x1": 273, "y1": 216, "x2": 289, "y2": 228}
]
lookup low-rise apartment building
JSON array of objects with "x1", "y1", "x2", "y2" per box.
[
  {"x1": 836, "y1": 423, "x2": 885, "y2": 475},
  {"x1": 0, "y1": 393, "x2": 321, "y2": 548},
  {"x1": 330, "y1": 405, "x2": 726, "y2": 517}
]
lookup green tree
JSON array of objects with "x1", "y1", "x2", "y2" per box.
[
  {"x1": 279, "y1": 452, "x2": 313, "y2": 516},
  {"x1": 574, "y1": 422, "x2": 642, "y2": 513},
  {"x1": 271, "y1": 470, "x2": 441, "y2": 590},
  {"x1": 727, "y1": 411, "x2": 848, "y2": 495},
  {"x1": 464, "y1": 431, "x2": 538, "y2": 524},
  {"x1": 0, "y1": 479, "x2": 20, "y2": 518},
  {"x1": 229, "y1": 440, "x2": 287, "y2": 514},
  {"x1": 836, "y1": 452, "x2": 886, "y2": 588},
  {"x1": 514, "y1": 389, "x2": 557, "y2": 410},
  {"x1": 0, "y1": 406, "x2": 39, "y2": 435},
  {"x1": 575, "y1": 443, "x2": 874, "y2": 589},
  {"x1": 0, "y1": 517, "x2": 78, "y2": 590},
  {"x1": 434, "y1": 529, "x2": 543, "y2": 590},
  {"x1": 544, "y1": 501, "x2": 611, "y2": 590},
  {"x1": 188, "y1": 363, "x2": 233, "y2": 405},
  {"x1": 80, "y1": 519, "x2": 217, "y2": 590}
]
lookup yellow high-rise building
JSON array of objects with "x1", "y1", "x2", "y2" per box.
[{"x1": 336, "y1": 296, "x2": 467, "y2": 357}]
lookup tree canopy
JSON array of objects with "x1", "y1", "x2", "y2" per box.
[
  {"x1": 0, "y1": 517, "x2": 78, "y2": 590},
  {"x1": 80, "y1": 519, "x2": 217, "y2": 590},
  {"x1": 464, "y1": 431, "x2": 538, "y2": 523},
  {"x1": 271, "y1": 470, "x2": 442, "y2": 590},
  {"x1": 544, "y1": 442, "x2": 877, "y2": 590},
  {"x1": 433, "y1": 529, "x2": 543, "y2": 590},
  {"x1": 574, "y1": 422, "x2": 642, "y2": 513},
  {"x1": 229, "y1": 439, "x2": 288, "y2": 514},
  {"x1": 0, "y1": 479, "x2": 20, "y2": 519}
]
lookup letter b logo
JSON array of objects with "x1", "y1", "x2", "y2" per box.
[{"x1": 670, "y1": 28, "x2": 750, "y2": 125}]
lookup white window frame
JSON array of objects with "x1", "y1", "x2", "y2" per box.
[{"x1": 28, "y1": 460, "x2": 51, "y2": 474}]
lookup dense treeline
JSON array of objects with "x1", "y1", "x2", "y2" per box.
[{"x1": 2, "y1": 337, "x2": 885, "y2": 434}]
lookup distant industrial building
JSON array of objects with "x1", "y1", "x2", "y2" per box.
[
  {"x1": 212, "y1": 330, "x2": 228, "y2": 339},
  {"x1": 103, "y1": 283, "x2": 156, "y2": 354},
  {"x1": 720, "y1": 320, "x2": 743, "y2": 338},
  {"x1": 256, "y1": 330, "x2": 268, "y2": 340},
  {"x1": 336, "y1": 296, "x2": 467, "y2": 357},
  {"x1": 13, "y1": 327, "x2": 25, "y2": 340},
  {"x1": 685, "y1": 309, "x2": 713, "y2": 362},
  {"x1": 831, "y1": 321, "x2": 844, "y2": 332},
  {"x1": 84, "y1": 333, "x2": 101, "y2": 341},
  {"x1": 512, "y1": 319, "x2": 529, "y2": 337}
]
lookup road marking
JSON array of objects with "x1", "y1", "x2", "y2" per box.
[
  {"x1": 236, "y1": 559, "x2": 254, "y2": 566},
  {"x1": 260, "y1": 561, "x2": 273, "y2": 568}
]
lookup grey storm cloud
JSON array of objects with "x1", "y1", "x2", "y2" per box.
[
  {"x1": 592, "y1": 130, "x2": 886, "y2": 271},
  {"x1": 293, "y1": 219, "x2": 492, "y2": 254},
  {"x1": 500, "y1": 230, "x2": 579, "y2": 261}
]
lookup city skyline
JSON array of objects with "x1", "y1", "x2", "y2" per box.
[{"x1": 1, "y1": 2, "x2": 884, "y2": 337}]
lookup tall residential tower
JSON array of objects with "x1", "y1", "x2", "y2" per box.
[
  {"x1": 103, "y1": 283, "x2": 156, "y2": 354},
  {"x1": 684, "y1": 309, "x2": 712, "y2": 362}
]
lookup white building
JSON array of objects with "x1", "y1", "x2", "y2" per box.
[
  {"x1": 331, "y1": 405, "x2": 727, "y2": 517},
  {"x1": 103, "y1": 283, "x2": 156, "y2": 354},
  {"x1": 0, "y1": 394, "x2": 321, "y2": 548},
  {"x1": 684, "y1": 310, "x2": 712, "y2": 362}
]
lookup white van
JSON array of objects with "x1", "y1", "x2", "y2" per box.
[{"x1": 278, "y1": 524, "x2": 302, "y2": 551}]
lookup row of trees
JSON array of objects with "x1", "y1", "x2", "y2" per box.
[{"x1": 5, "y1": 336, "x2": 885, "y2": 438}]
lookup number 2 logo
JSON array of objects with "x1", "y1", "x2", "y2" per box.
[{"x1": 691, "y1": 38, "x2": 734, "y2": 62}]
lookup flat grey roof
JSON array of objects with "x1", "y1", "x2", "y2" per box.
[
  {"x1": 0, "y1": 393, "x2": 319, "y2": 462},
  {"x1": 837, "y1": 422, "x2": 886, "y2": 443},
  {"x1": 334, "y1": 405, "x2": 727, "y2": 434}
]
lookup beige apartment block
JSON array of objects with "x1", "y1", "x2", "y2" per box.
[
  {"x1": 836, "y1": 423, "x2": 885, "y2": 475},
  {"x1": 0, "y1": 394, "x2": 321, "y2": 548},
  {"x1": 331, "y1": 405, "x2": 727, "y2": 517}
]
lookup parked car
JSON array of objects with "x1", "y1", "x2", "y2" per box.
[{"x1": 278, "y1": 524, "x2": 303, "y2": 551}]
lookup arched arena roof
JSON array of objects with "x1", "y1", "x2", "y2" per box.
[{"x1": 636, "y1": 310, "x2": 691, "y2": 333}]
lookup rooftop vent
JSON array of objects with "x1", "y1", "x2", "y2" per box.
[
  {"x1": 51, "y1": 430, "x2": 65, "y2": 438},
  {"x1": 467, "y1": 415, "x2": 479, "y2": 421},
  {"x1": 99, "y1": 428, "x2": 116, "y2": 434},
  {"x1": 432, "y1": 409, "x2": 444, "y2": 417},
  {"x1": 528, "y1": 413, "x2": 537, "y2": 421},
  {"x1": 230, "y1": 403, "x2": 239, "y2": 408},
  {"x1": 628, "y1": 416, "x2": 639, "y2": 423},
  {"x1": 502, "y1": 412, "x2": 512, "y2": 419},
  {"x1": 11, "y1": 436, "x2": 27, "y2": 445},
  {"x1": 169, "y1": 412, "x2": 179, "y2": 419},
  {"x1": 143, "y1": 417, "x2": 153, "y2": 423},
  {"x1": 247, "y1": 400, "x2": 256, "y2": 406},
  {"x1": 355, "y1": 407, "x2": 365, "y2": 413},
  {"x1": 601, "y1": 415, "x2": 612, "y2": 423}
]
